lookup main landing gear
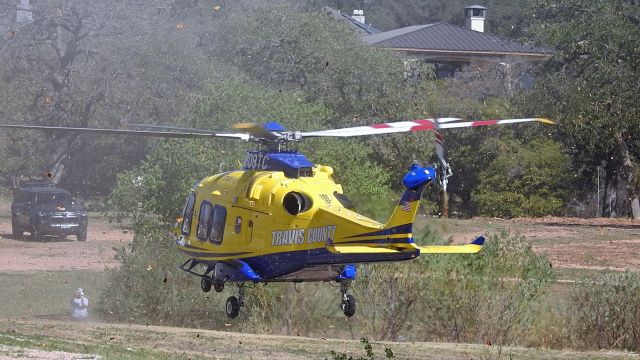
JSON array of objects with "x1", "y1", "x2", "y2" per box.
[
  {"x1": 201, "y1": 277, "x2": 225, "y2": 293},
  {"x1": 339, "y1": 281, "x2": 356, "y2": 317},
  {"x1": 200, "y1": 275, "x2": 243, "y2": 318},
  {"x1": 225, "y1": 283, "x2": 245, "y2": 319}
]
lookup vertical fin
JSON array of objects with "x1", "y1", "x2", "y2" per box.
[{"x1": 384, "y1": 164, "x2": 436, "y2": 229}]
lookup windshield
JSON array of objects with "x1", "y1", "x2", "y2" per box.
[{"x1": 35, "y1": 192, "x2": 73, "y2": 205}]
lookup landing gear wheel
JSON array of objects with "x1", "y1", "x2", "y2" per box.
[
  {"x1": 339, "y1": 281, "x2": 356, "y2": 317},
  {"x1": 225, "y1": 296, "x2": 240, "y2": 318},
  {"x1": 213, "y1": 278, "x2": 224, "y2": 293},
  {"x1": 201, "y1": 277, "x2": 212, "y2": 292},
  {"x1": 342, "y1": 294, "x2": 356, "y2": 317}
]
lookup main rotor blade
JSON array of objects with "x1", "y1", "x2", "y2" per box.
[
  {"x1": 0, "y1": 124, "x2": 251, "y2": 140},
  {"x1": 124, "y1": 123, "x2": 221, "y2": 135},
  {"x1": 300, "y1": 118, "x2": 553, "y2": 138},
  {"x1": 437, "y1": 118, "x2": 554, "y2": 130}
]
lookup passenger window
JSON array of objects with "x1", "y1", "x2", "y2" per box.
[
  {"x1": 197, "y1": 201, "x2": 213, "y2": 241},
  {"x1": 210, "y1": 205, "x2": 227, "y2": 245},
  {"x1": 181, "y1": 193, "x2": 196, "y2": 236}
]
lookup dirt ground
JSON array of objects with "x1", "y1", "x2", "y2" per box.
[
  {"x1": 1, "y1": 319, "x2": 638, "y2": 360},
  {"x1": 423, "y1": 216, "x2": 640, "y2": 272},
  {"x1": 1, "y1": 214, "x2": 639, "y2": 273},
  {"x1": 0, "y1": 218, "x2": 132, "y2": 272},
  {"x1": 0, "y1": 344, "x2": 101, "y2": 360}
]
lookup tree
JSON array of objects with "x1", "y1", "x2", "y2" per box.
[
  {"x1": 217, "y1": 4, "x2": 415, "y2": 120},
  {"x1": 472, "y1": 138, "x2": 572, "y2": 217},
  {"x1": 521, "y1": 0, "x2": 640, "y2": 218},
  {"x1": 0, "y1": 0, "x2": 227, "y2": 194}
]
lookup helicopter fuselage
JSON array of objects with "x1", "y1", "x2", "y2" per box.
[{"x1": 175, "y1": 151, "x2": 427, "y2": 283}]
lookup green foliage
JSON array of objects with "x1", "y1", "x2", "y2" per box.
[
  {"x1": 218, "y1": 5, "x2": 415, "y2": 119},
  {"x1": 109, "y1": 139, "x2": 238, "y2": 223},
  {"x1": 0, "y1": 0, "x2": 227, "y2": 194},
  {"x1": 98, "y1": 219, "x2": 227, "y2": 328},
  {"x1": 472, "y1": 139, "x2": 572, "y2": 217},
  {"x1": 568, "y1": 271, "x2": 640, "y2": 351},
  {"x1": 356, "y1": 230, "x2": 554, "y2": 343},
  {"x1": 330, "y1": 338, "x2": 395, "y2": 360},
  {"x1": 304, "y1": 139, "x2": 391, "y2": 200},
  {"x1": 521, "y1": 0, "x2": 640, "y2": 215}
]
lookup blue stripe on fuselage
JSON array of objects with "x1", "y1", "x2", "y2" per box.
[
  {"x1": 337, "y1": 237, "x2": 413, "y2": 245},
  {"x1": 238, "y1": 247, "x2": 418, "y2": 280}
]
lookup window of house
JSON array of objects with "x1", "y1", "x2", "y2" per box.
[
  {"x1": 209, "y1": 205, "x2": 227, "y2": 245},
  {"x1": 196, "y1": 201, "x2": 213, "y2": 241},
  {"x1": 181, "y1": 193, "x2": 196, "y2": 236}
]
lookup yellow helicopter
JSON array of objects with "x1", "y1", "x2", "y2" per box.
[{"x1": 0, "y1": 117, "x2": 553, "y2": 318}]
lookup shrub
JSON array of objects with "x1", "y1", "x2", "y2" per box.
[
  {"x1": 568, "y1": 271, "x2": 640, "y2": 351},
  {"x1": 472, "y1": 139, "x2": 572, "y2": 218},
  {"x1": 356, "y1": 230, "x2": 554, "y2": 344},
  {"x1": 97, "y1": 219, "x2": 229, "y2": 328}
]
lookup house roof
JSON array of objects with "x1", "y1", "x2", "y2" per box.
[
  {"x1": 322, "y1": 6, "x2": 380, "y2": 36},
  {"x1": 465, "y1": 5, "x2": 487, "y2": 10},
  {"x1": 364, "y1": 22, "x2": 552, "y2": 58}
]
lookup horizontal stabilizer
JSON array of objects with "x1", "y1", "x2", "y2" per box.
[
  {"x1": 419, "y1": 236, "x2": 485, "y2": 254},
  {"x1": 328, "y1": 245, "x2": 404, "y2": 254}
]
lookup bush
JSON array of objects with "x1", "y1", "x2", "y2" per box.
[
  {"x1": 568, "y1": 271, "x2": 640, "y2": 351},
  {"x1": 97, "y1": 219, "x2": 229, "y2": 328},
  {"x1": 355, "y1": 230, "x2": 554, "y2": 344},
  {"x1": 472, "y1": 139, "x2": 572, "y2": 218}
]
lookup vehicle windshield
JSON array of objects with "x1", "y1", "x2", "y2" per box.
[{"x1": 35, "y1": 192, "x2": 73, "y2": 205}]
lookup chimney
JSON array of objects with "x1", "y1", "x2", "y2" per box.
[
  {"x1": 16, "y1": 0, "x2": 33, "y2": 24},
  {"x1": 464, "y1": 5, "x2": 486, "y2": 32},
  {"x1": 352, "y1": 9, "x2": 365, "y2": 24}
]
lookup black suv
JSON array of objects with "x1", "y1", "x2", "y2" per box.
[{"x1": 11, "y1": 184, "x2": 88, "y2": 241}]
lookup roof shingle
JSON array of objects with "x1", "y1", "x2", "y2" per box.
[{"x1": 364, "y1": 22, "x2": 551, "y2": 55}]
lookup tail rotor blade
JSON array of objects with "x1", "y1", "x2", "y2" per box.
[{"x1": 433, "y1": 120, "x2": 452, "y2": 191}]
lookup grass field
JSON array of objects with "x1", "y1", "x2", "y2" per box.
[
  {"x1": 1, "y1": 215, "x2": 640, "y2": 359},
  {"x1": 1, "y1": 319, "x2": 639, "y2": 360},
  {"x1": 0, "y1": 271, "x2": 107, "y2": 320}
]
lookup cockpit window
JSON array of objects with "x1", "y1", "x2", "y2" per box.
[
  {"x1": 197, "y1": 201, "x2": 213, "y2": 241},
  {"x1": 210, "y1": 205, "x2": 226, "y2": 245},
  {"x1": 181, "y1": 193, "x2": 196, "y2": 236}
]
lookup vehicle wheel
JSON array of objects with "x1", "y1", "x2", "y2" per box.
[
  {"x1": 342, "y1": 294, "x2": 356, "y2": 317},
  {"x1": 225, "y1": 296, "x2": 240, "y2": 318},
  {"x1": 77, "y1": 229, "x2": 87, "y2": 242},
  {"x1": 11, "y1": 218, "x2": 22, "y2": 238},
  {"x1": 201, "y1": 277, "x2": 212, "y2": 292},
  {"x1": 31, "y1": 227, "x2": 41, "y2": 241},
  {"x1": 213, "y1": 278, "x2": 225, "y2": 293}
]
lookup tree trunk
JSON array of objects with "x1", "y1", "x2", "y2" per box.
[
  {"x1": 602, "y1": 138, "x2": 639, "y2": 219},
  {"x1": 47, "y1": 134, "x2": 76, "y2": 184}
]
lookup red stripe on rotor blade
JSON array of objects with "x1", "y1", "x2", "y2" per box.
[
  {"x1": 410, "y1": 120, "x2": 434, "y2": 132},
  {"x1": 471, "y1": 120, "x2": 498, "y2": 127},
  {"x1": 371, "y1": 123, "x2": 392, "y2": 129}
]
